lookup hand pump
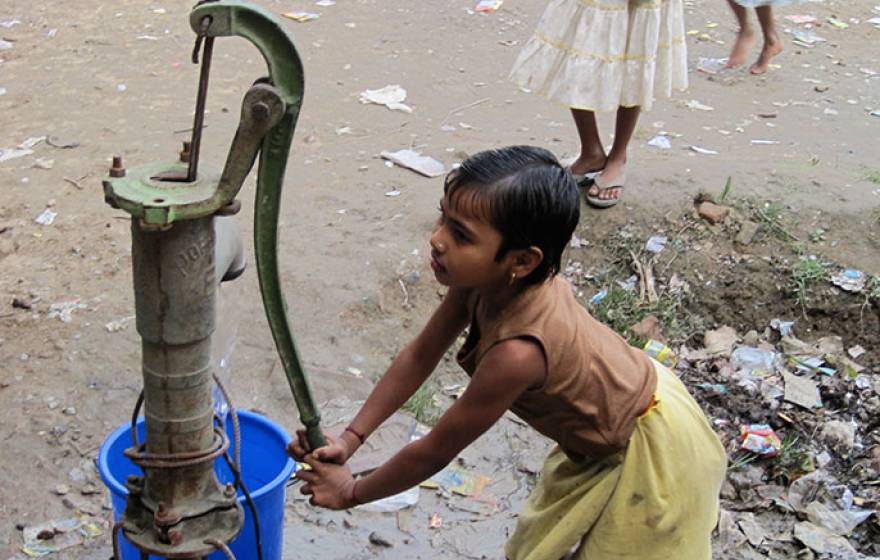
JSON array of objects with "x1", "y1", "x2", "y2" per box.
[{"x1": 103, "y1": 2, "x2": 325, "y2": 557}]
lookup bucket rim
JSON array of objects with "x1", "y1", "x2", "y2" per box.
[{"x1": 98, "y1": 409, "x2": 296, "y2": 502}]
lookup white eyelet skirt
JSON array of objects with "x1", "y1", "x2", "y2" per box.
[{"x1": 510, "y1": 0, "x2": 688, "y2": 112}]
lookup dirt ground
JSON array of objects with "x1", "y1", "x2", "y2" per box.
[{"x1": 1, "y1": 0, "x2": 879, "y2": 558}]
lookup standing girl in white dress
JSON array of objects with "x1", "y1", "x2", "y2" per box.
[
  {"x1": 510, "y1": 0, "x2": 688, "y2": 209},
  {"x1": 725, "y1": 0, "x2": 798, "y2": 75}
]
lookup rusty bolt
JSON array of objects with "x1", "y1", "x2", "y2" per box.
[
  {"x1": 154, "y1": 501, "x2": 180, "y2": 526},
  {"x1": 167, "y1": 529, "x2": 183, "y2": 547},
  {"x1": 109, "y1": 156, "x2": 126, "y2": 178},
  {"x1": 252, "y1": 101, "x2": 270, "y2": 122},
  {"x1": 179, "y1": 141, "x2": 192, "y2": 163}
]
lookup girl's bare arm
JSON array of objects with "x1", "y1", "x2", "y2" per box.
[
  {"x1": 350, "y1": 337, "x2": 545, "y2": 504},
  {"x1": 342, "y1": 287, "x2": 472, "y2": 445}
]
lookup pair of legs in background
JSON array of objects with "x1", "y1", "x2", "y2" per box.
[
  {"x1": 725, "y1": 0, "x2": 784, "y2": 75},
  {"x1": 510, "y1": 0, "x2": 688, "y2": 209},
  {"x1": 568, "y1": 105, "x2": 640, "y2": 207},
  {"x1": 566, "y1": 0, "x2": 784, "y2": 208}
]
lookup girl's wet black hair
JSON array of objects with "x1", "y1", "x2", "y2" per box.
[{"x1": 443, "y1": 145, "x2": 580, "y2": 287}]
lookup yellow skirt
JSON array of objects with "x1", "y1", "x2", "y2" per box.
[{"x1": 505, "y1": 361, "x2": 727, "y2": 560}]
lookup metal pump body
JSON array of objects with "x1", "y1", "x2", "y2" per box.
[{"x1": 103, "y1": 2, "x2": 325, "y2": 557}]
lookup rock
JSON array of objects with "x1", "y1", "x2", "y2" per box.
[
  {"x1": 820, "y1": 420, "x2": 855, "y2": 458},
  {"x1": 735, "y1": 220, "x2": 760, "y2": 245},
  {"x1": 368, "y1": 531, "x2": 393, "y2": 547},
  {"x1": 793, "y1": 521, "x2": 856, "y2": 556},
  {"x1": 401, "y1": 271, "x2": 420, "y2": 286},
  {"x1": 697, "y1": 201, "x2": 731, "y2": 224},
  {"x1": 742, "y1": 330, "x2": 760, "y2": 347},
  {"x1": 720, "y1": 479, "x2": 737, "y2": 500},
  {"x1": 727, "y1": 465, "x2": 764, "y2": 493},
  {"x1": 61, "y1": 496, "x2": 100, "y2": 516},
  {"x1": 360, "y1": 294, "x2": 384, "y2": 315},
  {"x1": 68, "y1": 467, "x2": 87, "y2": 485},
  {"x1": 816, "y1": 336, "x2": 844, "y2": 356},
  {"x1": 736, "y1": 512, "x2": 766, "y2": 547},
  {"x1": 628, "y1": 315, "x2": 665, "y2": 342},
  {"x1": 783, "y1": 371, "x2": 822, "y2": 410},
  {"x1": 703, "y1": 326, "x2": 738, "y2": 357},
  {"x1": 0, "y1": 238, "x2": 18, "y2": 260},
  {"x1": 53, "y1": 484, "x2": 70, "y2": 496},
  {"x1": 714, "y1": 509, "x2": 746, "y2": 550},
  {"x1": 755, "y1": 484, "x2": 792, "y2": 511},
  {"x1": 797, "y1": 549, "x2": 816, "y2": 560}
]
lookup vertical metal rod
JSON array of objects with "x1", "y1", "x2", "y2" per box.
[{"x1": 187, "y1": 17, "x2": 215, "y2": 182}]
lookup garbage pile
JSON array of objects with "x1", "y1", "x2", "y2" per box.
[
  {"x1": 662, "y1": 322, "x2": 878, "y2": 558},
  {"x1": 561, "y1": 196, "x2": 879, "y2": 558}
]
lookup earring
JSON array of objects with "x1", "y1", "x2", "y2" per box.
[{"x1": 508, "y1": 272, "x2": 517, "y2": 286}]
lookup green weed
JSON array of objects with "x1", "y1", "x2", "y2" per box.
[
  {"x1": 588, "y1": 284, "x2": 695, "y2": 347},
  {"x1": 770, "y1": 435, "x2": 814, "y2": 485},
  {"x1": 719, "y1": 176, "x2": 733, "y2": 204},
  {"x1": 867, "y1": 275, "x2": 880, "y2": 300},
  {"x1": 861, "y1": 275, "x2": 880, "y2": 321},
  {"x1": 789, "y1": 256, "x2": 830, "y2": 315},
  {"x1": 403, "y1": 384, "x2": 438, "y2": 425},
  {"x1": 728, "y1": 452, "x2": 759, "y2": 472},
  {"x1": 753, "y1": 202, "x2": 799, "y2": 243}
]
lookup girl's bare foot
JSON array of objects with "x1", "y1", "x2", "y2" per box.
[
  {"x1": 726, "y1": 29, "x2": 755, "y2": 68},
  {"x1": 586, "y1": 160, "x2": 625, "y2": 203},
  {"x1": 750, "y1": 36, "x2": 783, "y2": 75},
  {"x1": 570, "y1": 153, "x2": 607, "y2": 177}
]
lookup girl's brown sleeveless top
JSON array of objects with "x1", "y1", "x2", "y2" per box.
[{"x1": 456, "y1": 276, "x2": 658, "y2": 462}]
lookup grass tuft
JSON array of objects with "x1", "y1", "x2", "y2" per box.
[
  {"x1": 770, "y1": 434, "x2": 814, "y2": 485},
  {"x1": 789, "y1": 256, "x2": 830, "y2": 315},
  {"x1": 402, "y1": 384, "x2": 438, "y2": 425}
]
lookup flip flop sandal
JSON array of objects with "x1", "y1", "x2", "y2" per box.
[
  {"x1": 566, "y1": 166, "x2": 605, "y2": 187},
  {"x1": 585, "y1": 172, "x2": 626, "y2": 209}
]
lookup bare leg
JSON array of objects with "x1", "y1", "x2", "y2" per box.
[
  {"x1": 569, "y1": 108, "x2": 607, "y2": 176},
  {"x1": 589, "y1": 105, "x2": 639, "y2": 202},
  {"x1": 750, "y1": 5, "x2": 783, "y2": 75},
  {"x1": 725, "y1": 0, "x2": 755, "y2": 68}
]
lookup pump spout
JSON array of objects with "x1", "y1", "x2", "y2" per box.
[{"x1": 215, "y1": 216, "x2": 246, "y2": 284}]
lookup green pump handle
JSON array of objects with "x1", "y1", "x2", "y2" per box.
[{"x1": 190, "y1": 0, "x2": 326, "y2": 449}]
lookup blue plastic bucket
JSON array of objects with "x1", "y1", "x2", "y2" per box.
[{"x1": 98, "y1": 410, "x2": 296, "y2": 560}]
